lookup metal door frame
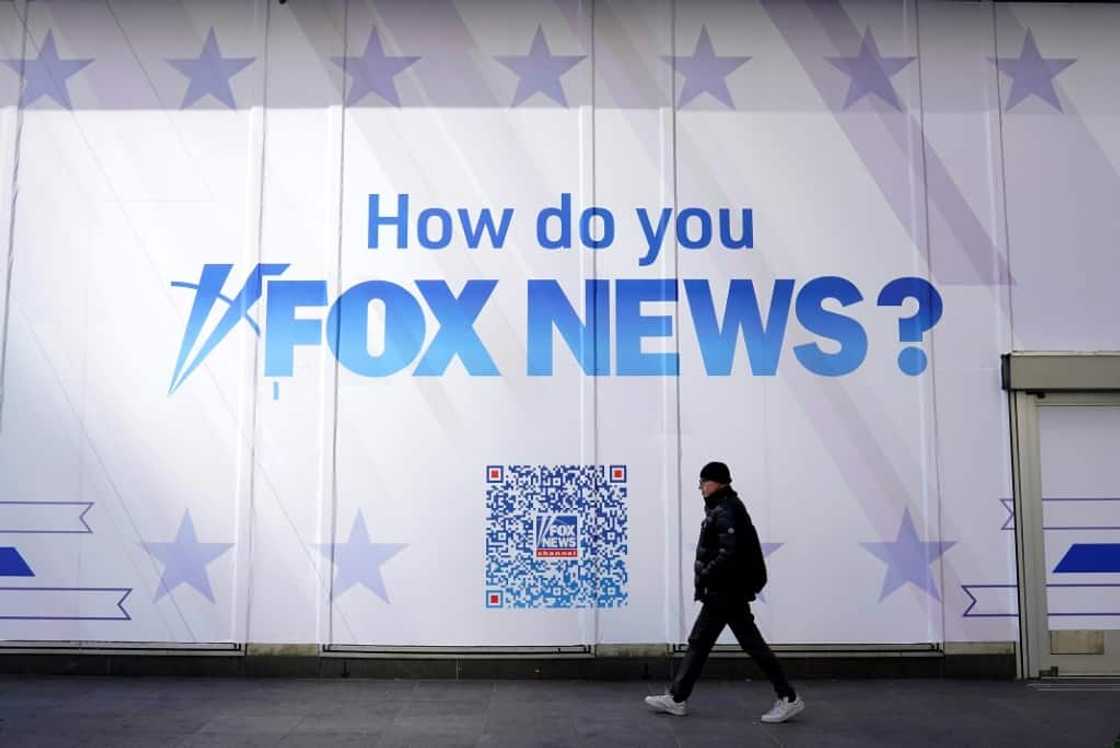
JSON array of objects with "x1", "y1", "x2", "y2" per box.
[{"x1": 1004, "y1": 352, "x2": 1120, "y2": 677}]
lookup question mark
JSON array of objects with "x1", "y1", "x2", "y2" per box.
[{"x1": 876, "y1": 277, "x2": 943, "y2": 376}]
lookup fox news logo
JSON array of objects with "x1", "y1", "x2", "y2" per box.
[
  {"x1": 535, "y1": 514, "x2": 579, "y2": 559},
  {"x1": 167, "y1": 263, "x2": 500, "y2": 394}
]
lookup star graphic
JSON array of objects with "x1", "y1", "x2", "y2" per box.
[
  {"x1": 755, "y1": 542, "x2": 784, "y2": 603},
  {"x1": 495, "y1": 26, "x2": 586, "y2": 107},
  {"x1": 826, "y1": 27, "x2": 915, "y2": 110},
  {"x1": 166, "y1": 28, "x2": 254, "y2": 109},
  {"x1": 860, "y1": 509, "x2": 956, "y2": 602},
  {"x1": 141, "y1": 510, "x2": 233, "y2": 603},
  {"x1": 989, "y1": 29, "x2": 1075, "y2": 112},
  {"x1": 1, "y1": 30, "x2": 92, "y2": 109},
  {"x1": 319, "y1": 511, "x2": 406, "y2": 602},
  {"x1": 332, "y1": 28, "x2": 420, "y2": 107},
  {"x1": 661, "y1": 26, "x2": 750, "y2": 108}
]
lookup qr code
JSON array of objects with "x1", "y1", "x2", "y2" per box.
[{"x1": 485, "y1": 465, "x2": 629, "y2": 609}]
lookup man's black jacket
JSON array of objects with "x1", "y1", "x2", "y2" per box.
[{"x1": 693, "y1": 486, "x2": 767, "y2": 604}]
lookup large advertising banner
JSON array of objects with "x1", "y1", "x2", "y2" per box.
[{"x1": 1, "y1": 0, "x2": 1116, "y2": 648}]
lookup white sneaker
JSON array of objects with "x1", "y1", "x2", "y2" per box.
[
  {"x1": 644, "y1": 693, "x2": 688, "y2": 717},
  {"x1": 760, "y1": 696, "x2": 805, "y2": 723}
]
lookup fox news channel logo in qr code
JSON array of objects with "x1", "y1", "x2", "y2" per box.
[
  {"x1": 535, "y1": 515, "x2": 579, "y2": 558},
  {"x1": 485, "y1": 465, "x2": 629, "y2": 609}
]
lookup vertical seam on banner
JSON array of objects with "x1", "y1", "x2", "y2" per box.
[
  {"x1": 327, "y1": 0, "x2": 352, "y2": 647},
  {"x1": 590, "y1": 0, "x2": 600, "y2": 649},
  {"x1": 912, "y1": 0, "x2": 948, "y2": 647},
  {"x1": 241, "y1": 0, "x2": 273, "y2": 650},
  {"x1": 991, "y1": 3, "x2": 1015, "y2": 328},
  {"x1": 670, "y1": 0, "x2": 685, "y2": 648},
  {"x1": 77, "y1": 11, "x2": 93, "y2": 621},
  {"x1": 0, "y1": 0, "x2": 28, "y2": 434}
]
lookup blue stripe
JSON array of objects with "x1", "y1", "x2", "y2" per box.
[
  {"x1": 1054, "y1": 544, "x2": 1120, "y2": 574},
  {"x1": 0, "y1": 547, "x2": 34, "y2": 577}
]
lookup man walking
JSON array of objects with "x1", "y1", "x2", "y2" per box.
[{"x1": 645, "y1": 461, "x2": 805, "y2": 723}]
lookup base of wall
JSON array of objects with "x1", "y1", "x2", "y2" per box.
[{"x1": 0, "y1": 648, "x2": 1017, "y2": 680}]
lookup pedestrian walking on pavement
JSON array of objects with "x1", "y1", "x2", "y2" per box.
[{"x1": 645, "y1": 461, "x2": 805, "y2": 723}]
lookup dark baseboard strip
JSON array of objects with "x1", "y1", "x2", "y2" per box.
[{"x1": 0, "y1": 652, "x2": 1016, "y2": 680}]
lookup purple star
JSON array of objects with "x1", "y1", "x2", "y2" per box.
[
  {"x1": 762, "y1": 542, "x2": 784, "y2": 558},
  {"x1": 495, "y1": 26, "x2": 586, "y2": 107},
  {"x1": 166, "y1": 28, "x2": 254, "y2": 109},
  {"x1": 861, "y1": 509, "x2": 956, "y2": 601},
  {"x1": 332, "y1": 28, "x2": 419, "y2": 107},
  {"x1": 755, "y1": 542, "x2": 784, "y2": 603},
  {"x1": 1, "y1": 30, "x2": 92, "y2": 109},
  {"x1": 319, "y1": 511, "x2": 406, "y2": 602},
  {"x1": 661, "y1": 26, "x2": 750, "y2": 109},
  {"x1": 990, "y1": 29, "x2": 1075, "y2": 112},
  {"x1": 141, "y1": 510, "x2": 233, "y2": 603},
  {"x1": 827, "y1": 27, "x2": 915, "y2": 110}
]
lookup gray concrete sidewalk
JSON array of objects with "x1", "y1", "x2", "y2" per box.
[{"x1": 0, "y1": 675, "x2": 1116, "y2": 747}]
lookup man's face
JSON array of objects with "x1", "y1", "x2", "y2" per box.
[{"x1": 699, "y1": 479, "x2": 721, "y2": 498}]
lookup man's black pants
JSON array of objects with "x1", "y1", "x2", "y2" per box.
[{"x1": 670, "y1": 599, "x2": 795, "y2": 702}]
